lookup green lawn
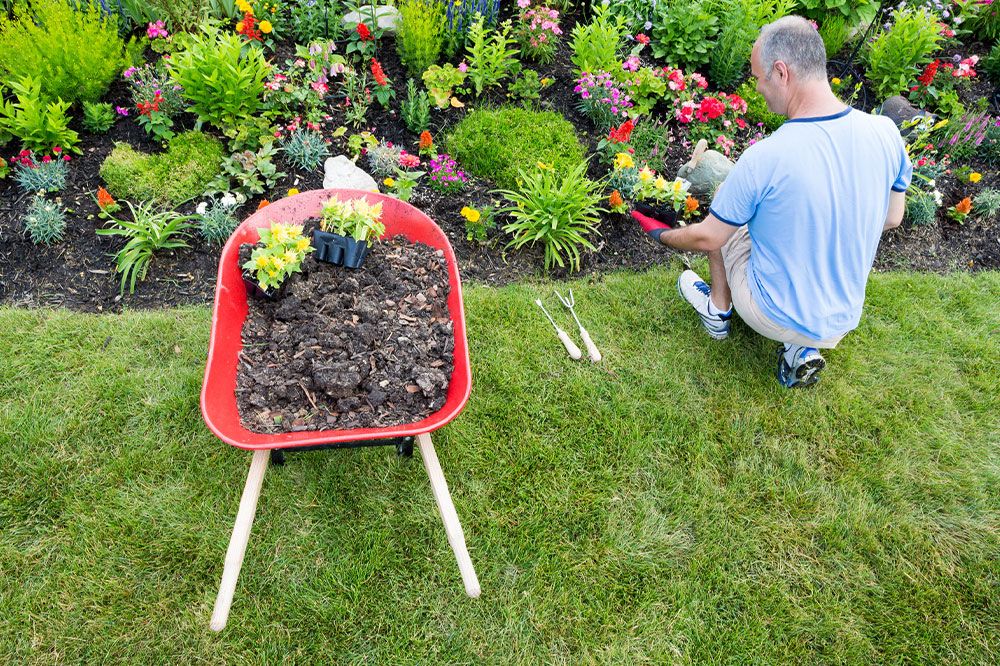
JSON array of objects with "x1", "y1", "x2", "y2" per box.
[{"x1": 1, "y1": 266, "x2": 998, "y2": 664}]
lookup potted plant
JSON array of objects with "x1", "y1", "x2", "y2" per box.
[
  {"x1": 311, "y1": 195, "x2": 385, "y2": 269},
  {"x1": 633, "y1": 169, "x2": 693, "y2": 226},
  {"x1": 241, "y1": 222, "x2": 314, "y2": 299}
]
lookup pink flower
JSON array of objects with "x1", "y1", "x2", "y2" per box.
[
  {"x1": 517, "y1": 0, "x2": 530, "y2": 7},
  {"x1": 458, "y1": 62, "x2": 468, "y2": 73}
]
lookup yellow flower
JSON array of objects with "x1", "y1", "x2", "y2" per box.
[
  {"x1": 295, "y1": 238, "x2": 311, "y2": 252},
  {"x1": 654, "y1": 176, "x2": 667, "y2": 190},
  {"x1": 638, "y1": 167, "x2": 654, "y2": 184},
  {"x1": 235, "y1": 21, "x2": 245, "y2": 32},
  {"x1": 236, "y1": 0, "x2": 252, "y2": 12},
  {"x1": 271, "y1": 224, "x2": 288, "y2": 243},
  {"x1": 614, "y1": 152, "x2": 634, "y2": 170},
  {"x1": 969, "y1": 172, "x2": 982, "y2": 183},
  {"x1": 282, "y1": 250, "x2": 297, "y2": 264},
  {"x1": 540, "y1": 77, "x2": 553, "y2": 87},
  {"x1": 672, "y1": 180, "x2": 684, "y2": 194},
  {"x1": 536, "y1": 161, "x2": 552, "y2": 170},
  {"x1": 933, "y1": 119, "x2": 949, "y2": 130},
  {"x1": 384, "y1": 177, "x2": 396, "y2": 187},
  {"x1": 460, "y1": 206, "x2": 481, "y2": 223},
  {"x1": 831, "y1": 77, "x2": 841, "y2": 86},
  {"x1": 260, "y1": 20, "x2": 272, "y2": 34},
  {"x1": 254, "y1": 255, "x2": 269, "y2": 269},
  {"x1": 287, "y1": 188, "x2": 299, "y2": 196},
  {"x1": 271, "y1": 257, "x2": 286, "y2": 271}
]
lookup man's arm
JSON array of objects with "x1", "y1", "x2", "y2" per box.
[
  {"x1": 655, "y1": 213, "x2": 739, "y2": 252},
  {"x1": 883, "y1": 190, "x2": 905, "y2": 231}
]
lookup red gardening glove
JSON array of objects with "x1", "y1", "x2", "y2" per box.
[{"x1": 632, "y1": 209, "x2": 671, "y2": 241}]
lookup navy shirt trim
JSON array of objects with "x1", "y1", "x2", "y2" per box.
[
  {"x1": 784, "y1": 107, "x2": 853, "y2": 124},
  {"x1": 710, "y1": 207, "x2": 746, "y2": 227}
]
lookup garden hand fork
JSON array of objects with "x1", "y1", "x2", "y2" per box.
[
  {"x1": 554, "y1": 289, "x2": 601, "y2": 362},
  {"x1": 535, "y1": 298, "x2": 582, "y2": 360}
]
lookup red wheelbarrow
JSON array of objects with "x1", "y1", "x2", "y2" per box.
[{"x1": 201, "y1": 189, "x2": 479, "y2": 632}]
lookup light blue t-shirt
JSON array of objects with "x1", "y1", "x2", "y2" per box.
[{"x1": 710, "y1": 107, "x2": 913, "y2": 341}]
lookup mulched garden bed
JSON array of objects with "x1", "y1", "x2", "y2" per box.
[
  {"x1": 1, "y1": 4, "x2": 997, "y2": 313},
  {"x1": 236, "y1": 232, "x2": 454, "y2": 433}
]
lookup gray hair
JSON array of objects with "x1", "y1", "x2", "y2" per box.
[{"x1": 757, "y1": 16, "x2": 827, "y2": 81}]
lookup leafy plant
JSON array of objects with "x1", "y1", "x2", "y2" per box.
[
  {"x1": 737, "y1": 80, "x2": 785, "y2": 132},
  {"x1": 100, "y1": 131, "x2": 224, "y2": 207},
  {"x1": 243, "y1": 223, "x2": 314, "y2": 291},
  {"x1": 97, "y1": 200, "x2": 195, "y2": 294},
  {"x1": 366, "y1": 140, "x2": 403, "y2": 178},
  {"x1": 709, "y1": 0, "x2": 792, "y2": 90},
  {"x1": 465, "y1": 17, "x2": 519, "y2": 95},
  {"x1": 22, "y1": 194, "x2": 66, "y2": 245},
  {"x1": 397, "y1": 0, "x2": 446, "y2": 77},
  {"x1": 281, "y1": 128, "x2": 330, "y2": 172},
  {"x1": 383, "y1": 167, "x2": 425, "y2": 202},
  {"x1": 209, "y1": 143, "x2": 286, "y2": 198},
  {"x1": 422, "y1": 63, "x2": 466, "y2": 108},
  {"x1": 969, "y1": 0, "x2": 1000, "y2": 42},
  {"x1": 650, "y1": 0, "x2": 719, "y2": 70},
  {"x1": 973, "y1": 187, "x2": 1000, "y2": 220},
  {"x1": 904, "y1": 187, "x2": 939, "y2": 226},
  {"x1": 13, "y1": 150, "x2": 68, "y2": 193},
  {"x1": 509, "y1": 68, "x2": 543, "y2": 107},
  {"x1": 603, "y1": 0, "x2": 654, "y2": 34},
  {"x1": 0, "y1": 0, "x2": 138, "y2": 105},
  {"x1": 865, "y1": 8, "x2": 942, "y2": 100},
  {"x1": 446, "y1": 106, "x2": 587, "y2": 190},
  {"x1": 401, "y1": 79, "x2": 432, "y2": 133},
  {"x1": 319, "y1": 196, "x2": 385, "y2": 241},
  {"x1": 288, "y1": 0, "x2": 342, "y2": 43},
  {"x1": 82, "y1": 102, "x2": 117, "y2": 134},
  {"x1": 342, "y1": 69, "x2": 373, "y2": 127},
  {"x1": 0, "y1": 77, "x2": 79, "y2": 154},
  {"x1": 818, "y1": 15, "x2": 851, "y2": 58},
  {"x1": 983, "y1": 43, "x2": 1000, "y2": 86},
  {"x1": 624, "y1": 66, "x2": 667, "y2": 116},
  {"x1": 569, "y1": 3, "x2": 625, "y2": 73},
  {"x1": 137, "y1": 0, "x2": 212, "y2": 33},
  {"x1": 498, "y1": 161, "x2": 605, "y2": 273},
  {"x1": 167, "y1": 24, "x2": 269, "y2": 137}
]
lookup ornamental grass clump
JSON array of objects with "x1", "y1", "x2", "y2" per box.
[
  {"x1": 366, "y1": 141, "x2": 404, "y2": 178},
  {"x1": 498, "y1": 160, "x2": 605, "y2": 272},
  {"x1": 243, "y1": 223, "x2": 314, "y2": 291},
  {"x1": 12, "y1": 150, "x2": 69, "y2": 193},
  {"x1": 22, "y1": 194, "x2": 66, "y2": 245},
  {"x1": 281, "y1": 128, "x2": 330, "y2": 171}
]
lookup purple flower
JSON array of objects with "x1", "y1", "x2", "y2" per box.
[{"x1": 115, "y1": 106, "x2": 129, "y2": 116}]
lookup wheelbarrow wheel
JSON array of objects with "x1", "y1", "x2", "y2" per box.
[
  {"x1": 396, "y1": 438, "x2": 414, "y2": 457},
  {"x1": 269, "y1": 449, "x2": 286, "y2": 466}
]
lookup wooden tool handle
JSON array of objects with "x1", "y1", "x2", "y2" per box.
[
  {"x1": 557, "y1": 328, "x2": 582, "y2": 360},
  {"x1": 579, "y1": 327, "x2": 601, "y2": 362}
]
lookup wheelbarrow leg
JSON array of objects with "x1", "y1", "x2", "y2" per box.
[
  {"x1": 416, "y1": 433, "x2": 481, "y2": 598},
  {"x1": 210, "y1": 448, "x2": 270, "y2": 632}
]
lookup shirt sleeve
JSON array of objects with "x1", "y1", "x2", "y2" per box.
[
  {"x1": 891, "y1": 136, "x2": 913, "y2": 192},
  {"x1": 708, "y1": 147, "x2": 762, "y2": 227}
]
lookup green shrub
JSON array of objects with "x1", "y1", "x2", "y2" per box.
[
  {"x1": 82, "y1": 102, "x2": 117, "y2": 135},
  {"x1": 973, "y1": 187, "x2": 1000, "y2": 220},
  {"x1": 100, "y1": 131, "x2": 224, "y2": 207},
  {"x1": 397, "y1": 0, "x2": 445, "y2": 77},
  {"x1": 905, "y1": 188, "x2": 938, "y2": 226},
  {"x1": 0, "y1": 0, "x2": 137, "y2": 105},
  {"x1": 0, "y1": 76, "x2": 79, "y2": 154},
  {"x1": 465, "y1": 17, "x2": 519, "y2": 96},
  {"x1": 288, "y1": 0, "x2": 343, "y2": 43},
  {"x1": 569, "y1": 4, "x2": 625, "y2": 74},
  {"x1": 167, "y1": 25, "x2": 269, "y2": 137},
  {"x1": 736, "y1": 81, "x2": 785, "y2": 132},
  {"x1": 401, "y1": 79, "x2": 431, "y2": 133},
  {"x1": 22, "y1": 194, "x2": 66, "y2": 245},
  {"x1": 983, "y1": 43, "x2": 1000, "y2": 86},
  {"x1": 818, "y1": 15, "x2": 852, "y2": 59},
  {"x1": 281, "y1": 128, "x2": 330, "y2": 172},
  {"x1": 446, "y1": 107, "x2": 587, "y2": 190},
  {"x1": 650, "y1": 0, "x2": 719, "y2": 70},
  {"x1": 865, "y1": 8, "x2": 941, "y2": 100},
  {"x1": 498, "y1": 160, "x2": 605, "y2": 273},
  {"x1": 797, "y1": 0, "x2": 875, "y2": 26}
]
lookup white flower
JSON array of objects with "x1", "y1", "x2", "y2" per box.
[
  {"x1": 220, "y1": 192, "x2": 238, "y2": 208},
  {"x1": 196, "y1": 202, "x2": 208, "y2": 215}
]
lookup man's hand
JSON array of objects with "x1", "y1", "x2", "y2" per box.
[{"x1": 632, "y1": 209, "x2": 673, "y2": 241}]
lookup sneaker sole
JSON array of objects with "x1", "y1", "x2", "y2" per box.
[
  {"x1": 676, "y1": 278, "x2": 729, "y2": 340},
  {"x1": 793, "y1": 357, "x2": 826, "y2": 387}
]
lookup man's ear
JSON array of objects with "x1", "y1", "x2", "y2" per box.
[{"x1": 774, "y1": 60, "x2": 790, "y2": 84}]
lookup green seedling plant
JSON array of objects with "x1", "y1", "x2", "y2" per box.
[
  {"x1": 319, "y1": 196, "x2": 386, "y2": 241},
  {"x1": 465, "y1": 17, "x2": 519, "y2": 96},
  {"x1": 242, "y1": 223, "x2": 314, "y2": 291},
  {"x1": 96, "y1": 200, "x2": 195, "y2": 294},
  {"x1": 422, "y1": 63, "x2": 467, "y2": 108}
]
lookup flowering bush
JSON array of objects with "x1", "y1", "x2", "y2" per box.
[
  {"x1": 675, "y1": 92, "x2": 748, "y2": 156},
  {"x1": 124, "y1": 63, "x2": 185, "y2": 143},
  {"x1": 574, "y1": 70, "x2": 633, "y2": 129},
  {"x1": 428, "y1": 153, "x2": 469, "y2": 193},
  {"x1": 243, "y1": 223, "x2": 314, "y2": 291},
  {"x1": 516, "y1": 3, "x2": 563, "y2": 65},
  {"x1": 909, "y1": 55, "x2": 979, "y2": 117},
  {"x1": 264, "y1": 42, "x2": 345, "y2": 125},
  {"x1": 11, "y1": 148, "x2": 70, "y2": 193},
  {"x1": 370, "y1": 58, "x2": 396, "y2": 107}
]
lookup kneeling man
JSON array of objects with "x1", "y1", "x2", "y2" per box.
[{"x1": 638, "y1": 16, "x2": 912, "y2": 387}]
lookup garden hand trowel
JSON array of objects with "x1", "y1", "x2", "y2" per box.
[{"x1": 535, "y1": 299, "x2": 582, "y2": 360}]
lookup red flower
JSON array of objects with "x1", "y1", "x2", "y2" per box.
[
  {"x1": 635, "y1": 33, "x2": 650, "y2": 45},
  {"x1": 695, "y1": 96, "x2": 726, "y2": 122},
  {"x1": 370, "y1": 58, "x2": 388, "y2": 86},
  {"x1": 608, "y1": 118, "x2": 634, "y2": 143},
  {"x1": 356, "y1": 22, "x2": 372, "y2": 41},
  {"x1": 917, "y1": 60, "x2": 939, "y2": 87}
]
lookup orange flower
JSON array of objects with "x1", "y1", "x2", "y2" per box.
[
  {"x1": 609, "y1": 190, "x2": 624, "y2": 208},
  {"x1": 419, "y1": 131, "x2": 434, "y2": 150},
  {"x1": 257, "y1": 199, "x2": 271, "y2": 210},
  {"x1": 97, "y1": 186, "x2": 116, "y2": 210},
  {"x1": 685, "y1": 195, "x2": 699, "y2": 213},
  {"x1": 955, "y1": 197, "x2": 972, "y2": 214}
]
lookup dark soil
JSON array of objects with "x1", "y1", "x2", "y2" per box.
[
  {"x1": 235, "y1": 233, "x2": 454, "y2": 434},
  {"x1": 2, "y1": 6, "x2": 998, "y2": 313}
]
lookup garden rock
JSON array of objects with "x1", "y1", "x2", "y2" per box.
[
  {"x1": 676, "y1": 139, "x2": 734, "y2": 197},
  {"x1": 323, "y1": 155, "x2": 379, "y2": 192},
  {"x1": 341, "y1": 5, "x2": 400, "y2": 31},
  {"x1": 877, "y1": 96, "x2": 935, "y2": 134}
]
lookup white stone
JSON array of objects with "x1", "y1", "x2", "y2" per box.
[
  {"x1": 323, "y1": 155, "x2": 379, "y2": 192},
  {"x1": 341, "y1": 5, "x2": 401, "y2": 31}
]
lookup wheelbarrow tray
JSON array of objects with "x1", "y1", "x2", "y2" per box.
[
  {"x1": 201, "y1": 190, "x2": 480, "y2": 632},
  {"x1": 200, "y1": 188, "x2": 472, "y2": 450}
]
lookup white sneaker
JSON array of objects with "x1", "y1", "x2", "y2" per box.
[
  {"x1": 776, "y1": 344, "x2": 826, "y2": 388},
  {"x1": 677, "y1": 270, "x2": 732, "y2": 340}
]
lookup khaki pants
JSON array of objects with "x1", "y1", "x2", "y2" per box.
[{"x1": 721, "y1": 227, "x2": 846, "y2": 349}]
